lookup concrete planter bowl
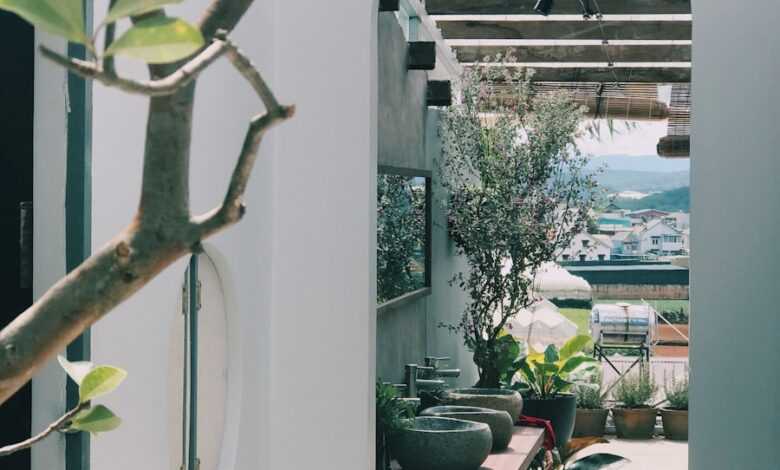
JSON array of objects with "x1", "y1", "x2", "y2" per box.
[
  {"x1": 660, "y1": 408, "x2": 688, "y2": 441},
  {"x1": 573, "y1": 408, "x2": 609, "y2": 438},
  {"x1": 612, "y1": 407, "x2": 658, "y2": 439},
  {"x1": 444, "y1": 388, "x2": 523, "y2": 422},
  {"x1": 421, "y1": 405, "x2": 513, "y2": 451},
  {"x1": 391, "y1": 417, "x2": 492, "y2": 470}
]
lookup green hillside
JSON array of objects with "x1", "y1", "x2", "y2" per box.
[{"x1": 614, "y1": 186, "x2": 690, "y2": 212}]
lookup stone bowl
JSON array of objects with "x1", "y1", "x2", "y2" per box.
[
  {"x1": 444, "y1": 388, "x2": 523, "y2": 423},
  {"x1": 391, "y1": 417, "x2": 492, "y2": 470},
  {"x1": 420, "y1": 405, "x2": 513, "y2": 451}
]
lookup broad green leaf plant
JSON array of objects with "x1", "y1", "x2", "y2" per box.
[
  {"x1": 518, "y1": 335, "x2": 597, "y2": 400},
  {"x1": 0, "y1": 0, "x2": 204, "y2": 63},
  {"x1": 0, "y1": 357, "x2": 126, "y2": 456}
]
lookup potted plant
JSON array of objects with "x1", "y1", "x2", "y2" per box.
[
  {"x1": 517, "y1": 335, "x2": 596, "y2": 452},
  {"x1": 573, "y1": 385, "x2": 608, "y2": 438},
  {"x1": 660, "y1": 375, "x2": 688, "y2": 440},
  {"x1": 376, "y1": 382, "x2": 415, "y2": 470},
  {"x1": 437, "y1": 56, "x2": 600, "y2": 392},
  {"x1": 612, "y1": 370, "x2": 658, "y2": 439}
]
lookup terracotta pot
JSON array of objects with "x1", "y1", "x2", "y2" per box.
[
  {"x1": 522, "y1": 394, "x2": 577, "y2": 451},
  {"x1": 573, "y1": 408, "x2": 609, "y2": 437},
  {"x1": 612, "y1": 407, "x2": 657, "y2": 439},
  {"x1": 660, "y1": 408, "x2": 688, "y2": 440}
]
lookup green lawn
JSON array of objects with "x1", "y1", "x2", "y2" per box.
[{"x1": 560, "y1": 308, "x2": 591, "y2": 337}]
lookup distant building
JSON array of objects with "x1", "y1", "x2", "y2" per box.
[
  {"x1": 559, "y1": 232, "x2": 613, "y2": 262},
  {"x1": 628, "y1": 209, "x2": 670, "y2": 222},
  {"x1": 637, "y1": 219, "x2": 685, "y2": 255},
  {"x1": 663, "y1": 211, "x2": 690, "y2": 230}
]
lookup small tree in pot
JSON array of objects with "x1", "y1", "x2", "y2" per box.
[
  {"x1": 573, "y1": 384, "x2": 609, "y2": 438},
  {"x1": 660, "y1": 375, "x2": 688, "y2": 440},
  {"x1": 612, "y1": 370, "x2": 658, "y2": 439},
  {"x1": 438, "y1": 58, "x2": 599, "y2": 389}
]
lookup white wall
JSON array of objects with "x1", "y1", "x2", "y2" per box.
[
  {"x1": 87, "y1": 1, "x2": 376, "y2": 469},
  {"x1": 691, "y1": 1, "x2": 780, "y2": 468},
  {"x1": 31, "y1": 31, "x2": 68, "y2": 470}
]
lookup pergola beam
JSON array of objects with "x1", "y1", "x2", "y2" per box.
[
  {"x1": 427, "y1": 0, "x2": 692, "y2": 15},
  {"x1": 437, "y1": 19, "x2": 691, "y2": 41},
  {"x1": 453, "y1": 43, "x2": 691, "y2": 63},
  {"x1": 475, "y1": 65, "x2": 691, "y2": 83}
]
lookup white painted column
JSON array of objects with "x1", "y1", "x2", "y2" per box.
[
  {"x1": 691, "y1": 1, "x2": 780, "y2": 468},
  {"x1": 267, "y1": 1, "x2": 377, "y2": 469}
]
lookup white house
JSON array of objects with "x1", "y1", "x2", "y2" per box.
[
  {"x1": 558, "y1": 232, "x2": 613, "y2": 262},
  {"x1": 637, "y1": 219, "x2": 686, "y2": 255}
]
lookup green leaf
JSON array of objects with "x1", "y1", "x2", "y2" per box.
[
  {"x1": 104, "y1": 0, "x2": 184, "y2": 24},
  {"x1": 68, "y1": 405, "x2": 122, "y2": 434},
  {"x1": 560, "y1": 335, "x2": 592, "y2": 361},
  {"x1": 544, "y1": 344, "x2": 559, "y2": 363},
  {"x1": 105, "y1": 16, "x2": 204, "y2": 64},
  {"x1": 58, "y1": 355, "x2": 95, "y2": 386},
  {"x1": 79, "y1": 366, "x2": 127, "y2": 403},
  {"x1": 559, "y1": 355, "x2": 597, "y2": 374},
  {"x1": 565, "y1": 453, "x2": 628, "y2": 470},
  {"x1": 0, "y1": 0, "x2": 87, "y2": 43}
]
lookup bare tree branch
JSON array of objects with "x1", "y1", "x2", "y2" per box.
[
  {"x1": 193, "y1": 39, "x2": 295, "y2": 237},
  {"x1": 0, "y1": 402, "x2": 89, "y2": 457},
  {"x1": 39, "y1": 39, "x2": 229, "y2": 97}
]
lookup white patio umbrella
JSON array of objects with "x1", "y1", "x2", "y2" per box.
[{"x1": 501, "y1": 300, "x2": 579, "y2": 352}]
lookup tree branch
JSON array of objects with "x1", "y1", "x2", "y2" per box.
[
  {"x1": 0, "y1": 402, "x2": 89, "y2": 457},
  {"x1": 192, "y1": 39, "x2": 294, "y2": 237},
  {"x1": 39, "y1": 38, "x2": 229, "y2": 97}
]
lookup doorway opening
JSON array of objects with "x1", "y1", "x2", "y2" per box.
[{"x1": 0, "y1": 9, "x2": 35, "y2": 470}]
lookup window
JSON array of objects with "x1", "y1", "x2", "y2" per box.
[
  {"x1": 377, "y1": 167, "x2": 431, "y2": 305},
  {"x1": 579, "y1": 254, "x2": 587, "y2": 261},
  {"x1": 582, "y1": 239, "x2": 590, "y2": 248},
  {"x1": 652, "y1": 236, "x2": 661, "y2": 245},
  {"x1": 598, "y1": 254, "x2": 606, "y2": 261},
  {"x1": 562, "y1": 254, "x2": 570, "y2": 260}
]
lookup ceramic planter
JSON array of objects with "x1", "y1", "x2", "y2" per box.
[
  {"x1": 612, "y1": 407, "x2": 657, "y2": 439},
  {"x1": 660, "y1": 408, "x2": 688, "y2": 440},
  {"x1": 445, "y1": 388, "x2": 524, "y2": 422},
  {"x1": 521, "y1": 394, "x2": 577, "y2": 451},
  {"x1": 573, "y1": 408, "x2": 609, "y2": 437}
]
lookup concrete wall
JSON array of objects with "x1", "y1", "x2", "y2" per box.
[
  {"x1": 375, "y1": 13, "x2": 477, "y2": 386},
  {"x1": 375, "y1": 12, "x2": 430, "y2": 383},
  {"x1": 691, "y1": 1, "x2": 780, "y2": 468}
]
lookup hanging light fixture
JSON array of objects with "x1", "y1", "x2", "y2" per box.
[{"x1": 534, "y1": 0, "x2": 555, "y2": 16}]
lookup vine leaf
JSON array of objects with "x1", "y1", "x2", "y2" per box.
[
  {"x1": 58, "y1": 355, "x2": 95, "y2": 386},
  {"x1": 0, "y1": 0, "x2": 88, "y2": 44},
  {"x1": 67, "y1": 405, "x2": 122, "y2": 434},
  {"x1": 106, "y1": 16, "x2": 204, "y2": 64},
  {"x1": 79, "y1": 366, "x2": 127, "y2": 403},
  {"x1": 104, "y1": 0, "x2": 184, "y2": 24}
]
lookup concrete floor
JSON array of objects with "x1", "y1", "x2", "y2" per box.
[{"x1": 576, "y1": 437, "x2": 688, "y2": 470}]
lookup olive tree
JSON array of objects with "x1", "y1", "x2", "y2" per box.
[
  {"x1": 438, "y1": 62, "x2": 599, "y2": 388},
  {"x1": 0, "y1": 0, "x2": 293, "y2": 453}
]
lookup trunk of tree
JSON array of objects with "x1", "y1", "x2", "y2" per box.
[
  {"x1": 0, "y1": 0, "x2": 291, "y2": 407},
  {"x1": 475, "y1": 362, "x2": 502, "y2": 389}
]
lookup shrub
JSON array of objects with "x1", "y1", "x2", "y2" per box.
[
  {"x1": 576, "y1": 385, "x2": 604, "y2": 409},
  {"x1": 665, "y1": 376, "x2": 689, "y2": 410},
  {"x1": 614, "y1": 370, "x2": 657, "y2": 408}
]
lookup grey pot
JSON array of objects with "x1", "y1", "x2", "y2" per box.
[
  {"x1": 421, "y1": 405, "x2": 513, "y2": 451},
  {"x1": 444, "y1": 388, "x2": 523, "y2": 423},
  {"x1": 391, "y1": 417, "x2": 492, "y2": 470}
]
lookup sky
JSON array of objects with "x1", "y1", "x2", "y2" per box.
[{"x1": 576, "y1": 120, "x2": 690, "y2": 172}]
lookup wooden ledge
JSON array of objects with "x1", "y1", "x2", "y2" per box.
[{"x1": 481, "y1": 426, "x2": 545, "y2": 470}]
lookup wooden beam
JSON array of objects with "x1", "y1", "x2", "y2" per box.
[
  {"x1": 408, "y1": 41, "x2": 436, "y2": 70},
  {"x1": 427, "y1": 80, "x2": 452, "y2": 106},
  {"x1": 485, "y1": 66, "x2": 691, "y2": 83},
  {"x1": 427, "y1": 0, "x2": 692, "y2": 15},
  {"x1": 454, "y1": 44, "x2": 691, "y2": 63},
  {"x1": 657, "y1": 134, "x2": 690, "y2": 157},
  {"x1": 438, "y1": 20, "x2": 691, "y2": 41},
  {"x1": 379, "y1": 0, "x2": 400, "y2": 12}
]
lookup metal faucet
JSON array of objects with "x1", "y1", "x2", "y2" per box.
[
  {"x1": 402, "y1": 364, "x2": 446, "y2": 398},
  {"x1": 419, "y1": 356, "x2": 461, "y2": 380}
]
